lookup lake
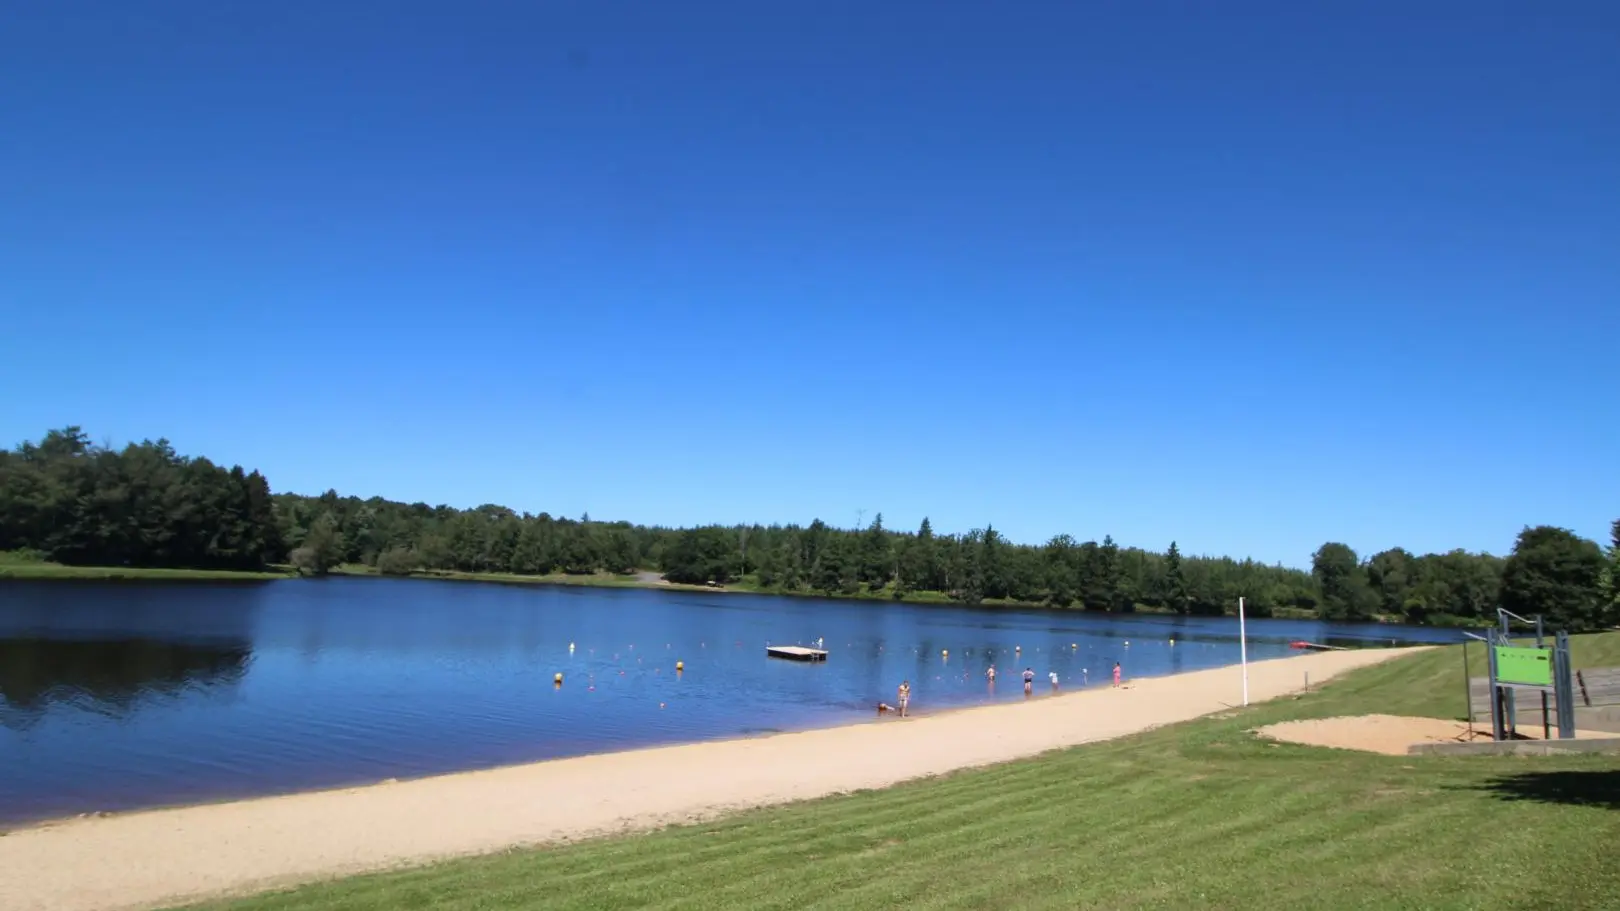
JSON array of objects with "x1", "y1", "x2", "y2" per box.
[{"x1": 0, "y1": 577, "x2": 1461, "y2": 827}]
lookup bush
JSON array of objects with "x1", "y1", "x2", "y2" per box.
[
  {"x1": 0, "y1": 548, "x2": 47, "y2": 565},
  {"x1": 375, "y1": 547, "x2": 419, "y2": 576}
]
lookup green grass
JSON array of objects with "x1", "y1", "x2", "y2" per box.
[
  {"x1": 0, "y1": 552, "x2": 1488, "y2": 628},
  {"x1": 0, "y1": 551, "x2": 288, "y2": 581},
  {"x1": 183, "y1": 633, "x2": 1620, "y2": 911},
  {"x1": 328, "y1": 564, "x2": 708, "y2": 591}
]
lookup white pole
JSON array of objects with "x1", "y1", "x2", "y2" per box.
[{"x1": 1239, "y1": 596, "x2": 1249, "y2": 706}]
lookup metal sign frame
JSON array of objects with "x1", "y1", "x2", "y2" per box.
[{"x1": 1484, "y1": 610, "x2": 1575, "y2": 741}]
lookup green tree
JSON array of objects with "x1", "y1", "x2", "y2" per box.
[
  {"x1": 1602, "y1": 518, "x2": 1620, "y2": 624},
  {"x1": 3, "y1": 425, "x2": 1577, "y2": 632},
  {"x1": 1404, "y1": 550, "x2": 1501, "y2": 624},
  {"x1": 603, "y1": 528, "x2": 639, "y2": 574},
  {"x1": 755, "y1": 540, "x2": 783, "y2": 589},
  {"x1": 812, "y1": 534, "x2": 856, "y2": 595},
  {"x1": 1042, "y1": 534, "x2": 1078, "y2": 607},
  {"x1": 661, "y1": 527, "x2": 735, "y2": 585},
  {"x1": 899, "y1": 518, "x2": 939, "y2": 593},
  {"x1": 375, "y1": 546, "x2": 418, "y2": 576},
  {"x1": 1312, "y1": 542, "x2": 1377, "y2": 621},
  {"x1": 1366, "y1": 548, "x2": 1414, "y2": 618},
  {"x1": 778, "y1": 538, "x2": 804, "y2": 590},
  {"x1": 860, "y1": 513, "x2": 892, "y2": 588},
  {"x1": 290, "y1": 514, "x2": 345, "y2": 575},
  {"x1": 1083, "y1": 535, "x2": 1124, "y2": 611},
  {"x1": 1160, "y1": 541, "x2": 1189, "y2": 614},
  {"x1": 1499, "y1": 526, "x2": 1608, "y2": 632}
]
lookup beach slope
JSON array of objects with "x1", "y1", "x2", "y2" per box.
[{"x1": 0, "y1": 647, "x2": 1414, "y2": 911}]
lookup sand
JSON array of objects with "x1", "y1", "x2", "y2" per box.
[
  {"x1": 0, "y1": 647, "x2": 1412, "y2": 911},
  {"x1": 1256, "y1": 714, "x2": 1481, "y2": 755},
  {"x1": 1257, "y1": 712, "x2": 1620, "y2": 756}
]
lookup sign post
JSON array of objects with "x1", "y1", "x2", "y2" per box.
[
  {"x1": 1483, "y1": 612, "x2": 1577, "y2": 741},
  {"x1": 1553, "y1": 631, "x2": 1575, "y2": 739}
]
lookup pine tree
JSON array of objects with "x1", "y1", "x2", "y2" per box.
[
  {"x1": 861, "y1": 513, "x2": 892, "y2": 588},
  {"x1": 1164, "y1": 540, "x2": 1189, "y2": 615},
  {"x1": 899, "y1": 518, "x2": 938, "y2": 593}
]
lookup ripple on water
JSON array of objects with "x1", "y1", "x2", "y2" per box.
[{"x1": 0, "y1": 578, "x2": 1460, "y2": 826}]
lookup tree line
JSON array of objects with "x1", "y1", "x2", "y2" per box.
[{"x1": 3, "y1": 427, "x2": 1617, "y2": 631}]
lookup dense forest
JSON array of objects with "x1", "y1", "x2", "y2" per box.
[{"x1": 3, "y1": 427, "x2": 1617, "y2": 631}]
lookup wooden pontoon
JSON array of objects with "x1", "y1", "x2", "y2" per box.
[{"x1": 766, "y1": 645, "x2": 828, "y2": 662}]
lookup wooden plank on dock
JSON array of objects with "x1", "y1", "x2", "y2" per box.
[{"x1": 766, "y1": 645, "x2": 828, "y2": 662}]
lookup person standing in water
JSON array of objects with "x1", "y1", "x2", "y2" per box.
[
  {"x1": 1049, "y1": 670, "x2": 1059, "y2": 690},
  {"x1": 1112, "y1": 662, "x2": 1122, "y2": 687},
  {"x1": 986, "y1": 664, "x2": 997, "y2": 684},
  {"x1": 897, "y1": 680, "x2": 911, "y2": 717},
  {"x1": 1022, "y1": 667, "x2": 1035, "y2": 695}
]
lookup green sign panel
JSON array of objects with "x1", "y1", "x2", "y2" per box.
[{"x1": 1494, "y1": 645, "x2": 1552, "y2": 687}]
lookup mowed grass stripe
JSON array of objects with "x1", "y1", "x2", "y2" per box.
[
  {"x1": 563, "y1": 770, "x2": 1106, "y2": 909},
  {"x1": 227, "y1": 762, "x2": 1114, "y2": 911},
  {"x1": 578, "y1": 765, "x2": 1094, "y2": 882},
  {"x1": 190, "y1": 634, "x2": 1620, "y2": 911}
]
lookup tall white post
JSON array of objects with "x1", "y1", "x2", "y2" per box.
[{"x1": 1239, "y1": 596, "x2": 1250, "y2": 706}]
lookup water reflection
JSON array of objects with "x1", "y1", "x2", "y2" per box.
[
  {"x1": 0, "y1": 637, "x2": 251, "y2": 730},
  {"x1": 0, "y1": 576, "x2": 1461, "y2": 827}
]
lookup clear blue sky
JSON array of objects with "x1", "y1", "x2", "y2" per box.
[{"x1": 3, "y1": 2, "x2": 1616, "y2": 567}]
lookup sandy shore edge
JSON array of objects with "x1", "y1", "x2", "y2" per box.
[{"x1": 0, "y1": 647, "x2": 1420, "y2": 911}]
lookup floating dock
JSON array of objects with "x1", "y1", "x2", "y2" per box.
[{"x1": 766, "y1": 645, "x2": 828, "y2": 662}]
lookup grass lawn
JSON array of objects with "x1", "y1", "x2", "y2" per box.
[
  {"x1": 183, "y1": 633, "x2": 1620, "y2": 911},
  {"x1": 328, "y1": 565, "x2": 696, "y2": 590},
  {"x1": 0, "y1": 554, "x2": 288, "y2": 581}
]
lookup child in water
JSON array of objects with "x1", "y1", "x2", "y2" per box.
[
  {"x1": 1113, "y1": 662, "x2": 1122, "y2": 687},
  {"x1": 897, "y1": 680, "x2": 911, "y2": 717}
]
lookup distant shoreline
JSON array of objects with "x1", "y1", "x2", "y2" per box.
[
  {"x1": 0, "y1": 559, "x2": 1293, "y2": 616},
  {"x1": 0, "y1": 562, "x2": 289, "y2": 582},
  {"x1": 0, "y1": 559, "x2": 1482, "y2": 627}
]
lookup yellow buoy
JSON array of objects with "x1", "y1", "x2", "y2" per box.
[{"x1": 676, "y1": 661, "x2": 684, "y2": 671}]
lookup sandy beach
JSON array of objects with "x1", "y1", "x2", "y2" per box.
[{"x1": 0, "y1": 647, "x2": 1413, "y2": 911}]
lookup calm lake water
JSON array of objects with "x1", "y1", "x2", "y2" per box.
[{"x1": 0, "y1": 577, "x2": 1461, "y2": 827}]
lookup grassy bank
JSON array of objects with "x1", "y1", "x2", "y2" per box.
[
  {"x1": 326, "y1": 564, "x2": 718, "y2": 592},
  {"x1": 0, "y1": 552, "x2": 1491, "y2": 628},
  {"x1": 351, "y1": 567, "x2": 1426, "y2": 624},
  {"x1": 184, "y1": 633, "x2": 1620, "y2": 911},
  {"x1": 0, "y1": 552, "x2": 288, "y2": 582}
]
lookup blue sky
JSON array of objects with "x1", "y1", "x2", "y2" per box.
[{"x1": 2, "y1": 2, "x2": 1616, "y2": 566}]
